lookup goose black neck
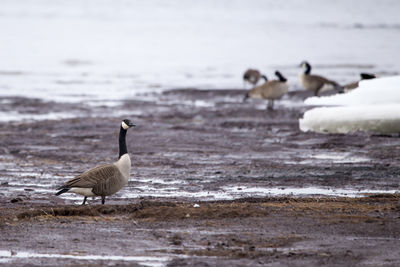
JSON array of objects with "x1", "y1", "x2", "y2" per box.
[
  {"x1": 304, "y1": 63, "x2": 311, "y2": 75},
  {"x1": 276, "y1": 72, "x2": 287, "y2": 82},
  {"x1": 261, "y1": 75, "x2": 268, "y2": 81},
  {"x1": 119, "y1": 126, "x2": 128, "y2": 158}
]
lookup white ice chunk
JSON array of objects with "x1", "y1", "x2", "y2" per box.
[
  {"x1": 300, "y1": 76, "x2": 400, "y2": 134},
  {"x1": 300, "y1": 105, "x2": 400, "y2": 134}
]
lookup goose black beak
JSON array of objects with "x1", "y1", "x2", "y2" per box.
[{"x1": 129, "y1": 122, "x2": 136, "y2": 127}]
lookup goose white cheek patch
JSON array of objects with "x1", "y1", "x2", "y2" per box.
[{"x1": 121, "y1": 121, "x2": 129, "y2": 130}]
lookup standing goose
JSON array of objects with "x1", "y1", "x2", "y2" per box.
[
  {"x1": 244, "y1": 71, "x2": 289, "y2": 110},
  {"x1": 344, "y1": 72, "x2": 376, "y2": 92},
  {"x1": 299, "y1": 61, "x2": 342, "y2": 96},
  {"x1": 55, "y1": 119, "x2": 135, "y2": 205},
  {"x1": 243, "y1": 69, "x2": 267, "y2": 87}
]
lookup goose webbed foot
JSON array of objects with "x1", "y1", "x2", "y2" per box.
[{"x1": 101, "y1": 196, "x2": 106, "y2": 205}]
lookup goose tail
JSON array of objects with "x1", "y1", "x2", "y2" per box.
[
  {"x1": 55, "y1": 188, "x2": 70, "y2": 196},
  {"x1": 328, "y1": 80, "x2": 344, "y2": 94}
]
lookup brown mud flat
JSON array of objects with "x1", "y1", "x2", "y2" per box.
[
  {"x1": 1, "y1": 196, "x2": 400, "y2": 266},
  {"x1": 1, "y1": 88, "x2": 400, "y2": 266}
]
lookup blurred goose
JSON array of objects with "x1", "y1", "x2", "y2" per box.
[
  {"x1": 244, "y1": 71, "x2": 289, "y2": 110},
  {"x1": 55, "y1": 119, "x2": 135, "y2": 205},
  {"x1": 344, "y1": 73, "x2": 376, "y2": 92},
  {"x1": 299, "y1": 61, "x2": 342, "y2": 96},
  {"x1": 243, "y1": 69, "x2": 267, "y2": 87}
]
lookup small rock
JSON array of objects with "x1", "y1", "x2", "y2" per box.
[
  {"x1": 170, "y1": 234, "x2": 183, "y2": 246},
  {"x1": 10, "y1": 198, "x2": 22, "y2": 203},
  {"x1": 193, "y1": 204, "x2": 200, "y2": 208}
]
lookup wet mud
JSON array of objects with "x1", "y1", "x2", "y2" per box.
[{"x1": 1, "y1": 88, "x2": 400, "y2": 266}]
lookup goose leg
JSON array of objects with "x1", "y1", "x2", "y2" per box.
[
  {"x1": 101, "y1": 196, "x2": 106, "y2": 205},
  {"x1": 315, "y1": 87, "x2": 321, "y2": 96},
  {"x1": 81, "y1": 197, "x2": 87, "y2": 205},
  {"x1": 267, "y1": 100, "x2": 274, "y2": 110}
]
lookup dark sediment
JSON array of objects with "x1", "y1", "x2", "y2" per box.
[{"x1": 1, "y1": 89, "x2": 400, "y2": 266}]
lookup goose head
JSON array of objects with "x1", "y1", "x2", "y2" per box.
[
  {"x1": 299, "y1": 61, "x2": 311, "y2": 74},
  {"x1": 121, "y1": 119, "x2": 136, "y2": 130},
  {"x1": 360, "y1": 73, "x2": 376, "y2": 80}
]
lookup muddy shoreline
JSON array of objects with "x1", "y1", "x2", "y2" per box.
[
  {"x1": 1, "y1": 196, "x2": 400, "y2": 266},
  {"x1": 1, "y1": 88, "x2": 400, "y2": 265}
]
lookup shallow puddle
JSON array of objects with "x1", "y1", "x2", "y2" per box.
[{"x1": 0, "y1": 250, "x2": 172, "y2": 267}]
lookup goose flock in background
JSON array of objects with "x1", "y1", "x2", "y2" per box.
[{"x1": 243, "y1": 60, "x2": 377, "y2": 110}]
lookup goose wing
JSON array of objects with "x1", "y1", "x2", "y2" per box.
[{"x1": 59, "y1": 164, "x2": 121, "y2": 189}]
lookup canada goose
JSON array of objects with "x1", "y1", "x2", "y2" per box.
[
  {"x1": 344, "y1": 73, "x2": 376, "y2": 92},
  {"x1": 243, "y1": 69, "x2": 267, "y2": 87},
  {"x1": 244, "y1": 71, "x2": 289, "y2": 110},
  {"x1": 55, "y1": 119, "x2": 135, "y2": 205},
  {"x1": 299, "y1": 61, "x2": 343, "y2": 96}
]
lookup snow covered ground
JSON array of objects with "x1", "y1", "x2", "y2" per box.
[
  {"x1": 0, "y1": 0, "x2": 400, "y2": 119},
  {"x1": 300, "y1": 76, "x2": 400, "y2": 134}
]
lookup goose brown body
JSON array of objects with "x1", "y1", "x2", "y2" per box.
[
  {"x1": 299, "y1": 73, "x2": 339, "y2": 95},
  {"x1": 249, "y1": 80, "x2": 289, "y2": 100},
  {"x1": 58, "y1": 160, "x2": 129, "y2": 197}
]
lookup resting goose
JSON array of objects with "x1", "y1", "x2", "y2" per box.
[
  {"x1": 344, "y1": 73, "x2": 376, "y2": 92},
  {"x1": 299, "y1": 61, "x2": 342, "y2": 96},
  {"x1": 55, "y1": 119, "x2": 135, "y2": 205},
  {"x1": 244, "y1": 71, "x2": 289, "y2": 110}
]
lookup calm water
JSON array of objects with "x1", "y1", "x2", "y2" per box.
[{"x1": 0, "y1": 0, "x2": 399, "y2": 107}]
